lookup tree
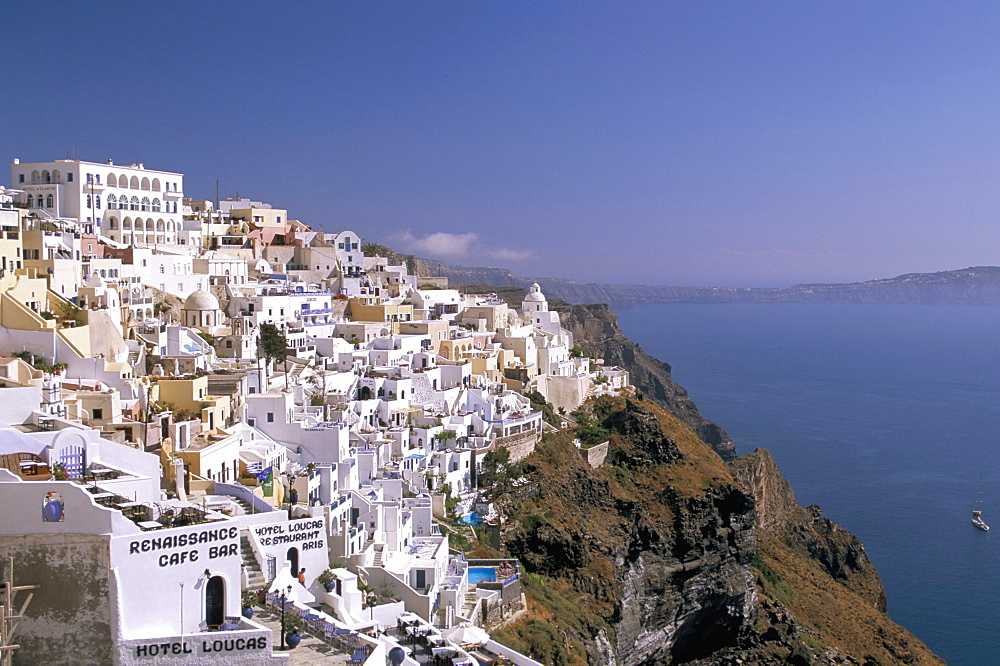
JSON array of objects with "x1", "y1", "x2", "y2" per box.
[
  {"x1": 258, "y1": 323, "x2": 289, "y2": 389},
  {"x1": 258, "y1": 323, "x2": 288, "y2": 368},
  {"x1": 573, "y1": 411, "x2": 610, "y2": 447},
  {"x1": 362, "y1": 242, "x2": 390, "y2": 257},
  {"x1": 480, "y1": 446, "x2": 523, "y2": 501}
]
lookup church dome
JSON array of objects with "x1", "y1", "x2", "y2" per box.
[
  {"x1": 523, "y1": 283, "x2": 546, "y2": 302},
  {"x1": 183, "y1": 289, "x2": 220, "y2": 311}
]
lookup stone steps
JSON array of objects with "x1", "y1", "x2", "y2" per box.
[
  {"x1": 240, "y1": 532, "x2": 267, "y2": 591},
  {"x1": 230, "y1": 494, "x2": 257, "y2": 515}
]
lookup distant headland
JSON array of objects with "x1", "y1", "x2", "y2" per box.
[{"x1": 404, "y1": 259, "x2": 1000, "y2": 308}]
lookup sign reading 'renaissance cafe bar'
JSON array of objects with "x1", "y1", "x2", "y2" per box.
[{"x1": 128, "y1": 525, "x2": 240, "y2": 567}]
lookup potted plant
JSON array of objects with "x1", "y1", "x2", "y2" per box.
[
  {"x1": 241, "y1": 589, "x2": 257, "y2": 619},
  {"x1": 282, "y1": 612, "x2": 303, "y2": 649},
  {"x1": 317, "y1": 568, "x2": 336, "y2": 593}
]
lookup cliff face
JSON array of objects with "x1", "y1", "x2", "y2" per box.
[
  {"x1": 494, "y1": 401, "x2": 942, "y2": 665},
  {"x1": 724, "y1": 449, "x2": 939, "y2": 665},
  {"x1": 497, "y1": 399, "x2": 757, "y2": 665},
  {"x1": 555, "y1": 302, "x2": 737, "y2": 461}
]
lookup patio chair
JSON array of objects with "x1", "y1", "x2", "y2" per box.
[{"x1": 307, "y1": 614, "x2": 325, "y2": 635}]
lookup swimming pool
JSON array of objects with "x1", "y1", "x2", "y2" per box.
[
  {"x1": 467, "y1": 567, "x2": 496, "y2": 585},
  {"x1": 458, "y1": 512, "x2": 484, "y2": 526}
]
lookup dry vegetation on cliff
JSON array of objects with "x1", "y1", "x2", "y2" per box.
[
  {"x1": 495, "y1": 396, "x2": 756, "y2": 665},
  {"x1": 490, "y1": 396, "x2": 942, "y2": 665}
]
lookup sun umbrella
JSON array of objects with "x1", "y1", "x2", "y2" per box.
[{"x1": 442, "y1": 624, "x2": 489, "y2": 645}]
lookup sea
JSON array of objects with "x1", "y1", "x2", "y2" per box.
[{"x1": 613, "y1": 303, "x2": 1000, "y2": 666}]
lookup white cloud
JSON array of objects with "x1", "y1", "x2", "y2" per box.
[
  {"x1": 391, "y1": 231, "x2": 478, "y2": 257},
  {"x1": 720, "y1": 248, "x2": 844, "y2": 258},
  {"x1": 391, "y1": 230, "x2": 535, "y2": 263},
  {"x1": 489, "y1": 247, "x2": 535, "y2": 262}
]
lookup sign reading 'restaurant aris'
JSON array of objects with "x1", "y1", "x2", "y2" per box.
[{"x1": 252, "y1": 518, "x2": 325, "y2": 551}]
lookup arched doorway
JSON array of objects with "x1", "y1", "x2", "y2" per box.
[
  {"x1": 205, "y1": 576, "x2": 225, "y2": 628},
  {"x1": 286, "y1": 547, "x2": 299, "y2": 577}
]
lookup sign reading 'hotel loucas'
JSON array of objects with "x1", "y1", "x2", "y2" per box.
[
  {"x1": 131, "y1": 635, "x2": 270, "y2": 660},
  {"x1": 252, "y1": 518, "x2": 325, "y2": 551}
]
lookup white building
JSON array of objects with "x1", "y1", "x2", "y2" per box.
[
  {"x1": 0, "y1": 418, "x2": 282, "y2": 665},
  {"x1": 10, "y1": 158, "x2": 184, "y2": 244}
]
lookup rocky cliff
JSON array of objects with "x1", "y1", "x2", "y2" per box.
[
  {"x1": 554, "y1": 301, "x2": 737, "y2": 461},
  {"x1": 492, "y1": 399, "x2": 942, "y2": 665},
  {"x1": 495, "y1": 399, "x2": 757, "y2": 665}
]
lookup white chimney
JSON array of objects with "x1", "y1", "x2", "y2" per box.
[{"x1": 173, "y1": 458, "x2": 187, "y2": 502}]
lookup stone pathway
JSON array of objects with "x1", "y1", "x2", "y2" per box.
[{"x1": 252, "y1": 607, "x2": 353, "y2": 665}]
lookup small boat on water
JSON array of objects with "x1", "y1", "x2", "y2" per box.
[{"x1": 972, "y1": 509, "x2": 990, "y2": 531}]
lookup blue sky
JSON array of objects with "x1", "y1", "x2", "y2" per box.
[{"x1": 5, "y1": 1, "x2": 1000, "y2": 287}]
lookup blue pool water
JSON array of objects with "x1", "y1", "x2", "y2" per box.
[
  {"x1": 459, "y1": 512, "x2": 484, "y2": 526},
  {"x1": 468, "y1": 567, "x2": 497, "y2": 585}
]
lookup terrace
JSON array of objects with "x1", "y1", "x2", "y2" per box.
[{"x1": 81, "y1": 485, "x2": 226, "y2": 530}]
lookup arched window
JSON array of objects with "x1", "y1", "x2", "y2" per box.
[
  {"x1": 31, "y1": 170, "x2": 39, "y2": 184},
  {"x1": 129, "y1": 176, "x2": 139, "y2": 189},
  {"x1": 46, "y1": 194, "x2": 53, "y2": 208},
  {"x1": 141, "y1": 197, "x2": 150, "y2": 212},
  {"x1": 205, "y1": 576, "x2": 225, "y2": 628},
  {"x1": 52, "y1": 170, "x2": 61, "y2": 183},
  {"x1": 166, "y1": 220, "x2": 175, "y2": 232},
  {"x1": 156, "y1": 219, "x2": 165, "y2": 231},
  {"x1": 141, "y1": 177, "x2": 150, "y2": 190},
  {"x1": 107, "y1": 194, "x2": 117, "y2": 209},
  {"x1": 146, "y1": 219, "x2": 155, "y2": 230},
  {"x1": 130, "y1": 196, "x2": 139, "y2": 211},
  {"x1": 152, "y1": 198, "x2": 161, "y2": 212},
  {"x1": 26, "y1": 195, "x2": 32, "y2": 208},
  {"x1": 42, "y1": 170, "x2": 50, "y2": 183},
  {"x1": 107, "y1": 218, "x2": 117, "y2": 230},
  {"x1": 152, "y1": 178, "x2": 161, "y2": 191},
  {"x1": 123, "y1": 218, "x2": 132, "y2": 229}
]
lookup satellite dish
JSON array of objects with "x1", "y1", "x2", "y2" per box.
[{"x1": 387, "y1": 646, "x2": 406, "y2": 665}]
